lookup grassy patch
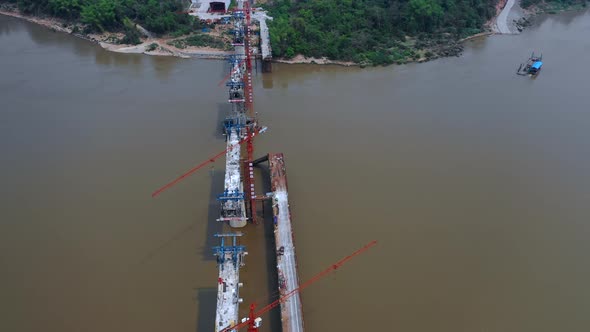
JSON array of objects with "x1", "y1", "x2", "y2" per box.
[
  {"x1": 167, "y1": 33, "x2": 229, "y2": 50},
  {"x1": 146, "y1": 43, "x2": 158, "y2": 52}
]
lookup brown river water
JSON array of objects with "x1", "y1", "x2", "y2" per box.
[{"x1": 1, "y1": 9, "x2": 590, "y2": 332}]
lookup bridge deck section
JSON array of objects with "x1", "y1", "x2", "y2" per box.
[
  {"x1": 256, "y1": 13, "x2": 272, "y2": 60},
  {"x1": 214, "y1": 249, "x2": 245, "y2": 332},
  {"x1": 215, "y1": 258, "x2": 240, "y2": 331},
  {"x1": 221, "y1": 129, "x2": 247, "y2": 228},
  {"x1": 269, "y1": 153, "x2": 304, "y2": 332}
]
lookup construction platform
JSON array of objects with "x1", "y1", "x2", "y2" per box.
[
  {"x1": 218, "y1": 127, "x2": 247, "y2": 228},
  {"x1": 269, "y1": 153, "x2": 304, "y2": 332},
  {"x1": 213, "y1": 233, "x2": 247, "y2": 332}
]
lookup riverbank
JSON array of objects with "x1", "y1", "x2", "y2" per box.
[
  {"x1": 277, "y1": 36, "x2": 467, "y2": 67},
  {"x1": 2, "y1": 1, "x2": 586, "y2": 66},
  {"x1": 0, "y1": 5, "x2": 229, "y2": 60},
  {"x1": 272, "y1": 0, "x2": 586, "y2": 66},
  {"x1": 0, "y1": 2, "x2": 482, "y2": 66},
  {"x1": 275, "y1": 4, "x2": 509, "y2": 67},
  {"x1": 274, "y1": 55, "x2": 356, "y2": 67},
  {"x1": 0, "y1": 1, "x2": 511, "y2": 66},
  {"x1": 493, "y1": 0, "x2": 588, "y2": 34}
]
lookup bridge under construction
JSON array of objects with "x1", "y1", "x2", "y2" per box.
[
  {"x1": 151, "y1": 1, "x2": 376, "y2": 331},
  {"x1": 212, "y1": 1, "x2": 304, "y2": 330}
]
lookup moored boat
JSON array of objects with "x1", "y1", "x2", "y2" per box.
[{"x1": 517, "y1": 52, "x2": 543, "y2": 76}]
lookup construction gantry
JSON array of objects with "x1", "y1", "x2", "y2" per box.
[{"x1": 213, "y1": 233, "x2": 247, "y2": 331}]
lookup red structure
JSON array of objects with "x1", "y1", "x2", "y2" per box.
[
  {"x1": 242, "y1": 0, "x2": 259, "y2": 224},
  {"x1": 151, "y1": 127, "x2": 267, "y2": 198},
  {"x1": 219, "y1": 240, "x2": 378, "y2": 332},
  {"x1": 153, "y1": 1, "x2": 263, "y2": 228},
  {"x1": 246, "y1": 303, "x2": 259, "y2": 332},
  {"x1": 243, "y1": 128, "x2": 257, "y2": 224}
]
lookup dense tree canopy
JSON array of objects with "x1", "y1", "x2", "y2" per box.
[
  {"x1": 267, "y1": 0, "x2": 497, "y2": 64},
  {"x1": 5, "y1": 0, "x2": 586, "y2": 64},
  {"x1": 10, "y1": 0, "x2": 193, "y2": 33}
]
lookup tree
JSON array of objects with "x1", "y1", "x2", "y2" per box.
[
  {"x1": 48, "y1": 0, "x2": 83, "y2": 19},
  {"x1": 81, "y1": 0, "x2": 120, "y2": 31},
  {"x1": 406, "y1": 0, "x2": 443, "y2": 32},
  {"x1": 17, "y1": 0, "x2": 50, "y2": 14}
]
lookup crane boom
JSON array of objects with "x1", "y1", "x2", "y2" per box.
[
  {"x1": 220, "y1": 240, "x2": 378, "y2": 332},
  {"x1": 151, "y1": 126, "x2": 267, "y2": 198}
]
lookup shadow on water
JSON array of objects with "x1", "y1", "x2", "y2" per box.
[
  {"x1": 202, "y1": 167, "x2": 224, "y2": 261},
  {"x1": 23, "y1": 19, "x2": 62, "y2": 46},
  {"x1": 136, "y1": 170, "x2": 223, "y2": 265},
  {"x1": 70, "y1": 36, "x2": 95, "y2": 58},
  {"x1": 261, "y1": 71, "x2": 274, "y2": 90},
  {"x1": 195, "y1": 287, "x2": 217, "y2": 332},
  {"x1": 0, "y1": 15, "x2": 22, "y2": 36},
  {"x1": 215, "y1": 103, "x2": 230, "y2": 140},
  {"x1": 19, "y1": 17, "x2": 95, "y2": 60},
  {"x1": 94, "y1": 49, "x2": 144, "y2": 75},
  {"x1": 220, "y1": 57, "x2": 232, "y2": 81},
  {"x1": 138, "y1": 218, "x2": 201, "y2": 266},
  {"x1": 150, "y1": 56, "x2": 181, "y2": 82}
]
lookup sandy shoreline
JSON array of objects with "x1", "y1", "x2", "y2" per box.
[
  {"x1": 273, "y1": 54, "x2": 356, "y2": 67},
  {"x1": 0, "y1": 7, "x2": 230, "y2": 60},
  {"x1": 0, "y1": 0, "x2": 555, "y2": 66},
  {"x1": 0, "y1": 4, "x2": 505, "y2": 66}
]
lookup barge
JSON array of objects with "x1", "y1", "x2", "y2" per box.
[{"x1": 517, "y1": 52, "x2": 543, "y2": 76}]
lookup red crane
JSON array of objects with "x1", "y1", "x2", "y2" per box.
[
  {"x1": 243, "y1": 0, "x2": 254, "y2": 117},
  {"x1": 151, "y1": 126, "x2": 267, "y2": 198},
  {"x1": 241, "y1": 0, "x2": 258, "y2": 224},
  {"x1": 158, "y1": 1, "x2": 261, "y2": 226},
  {"x1": 220, "y1": 240, "x2": 378, "y2": 332}
]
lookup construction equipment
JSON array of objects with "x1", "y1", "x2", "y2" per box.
[
  {"x1": 219, "y1": 240, "x2": 378, "y2": 332},
  {"x1": 237, "y1": 0, "x2": 258, "y2": 224},
  {"x1": 155, "y1": 1, "x2": 264, "y2": 228},
  {"x1": 218, "y1": 58, "x2": 247, "y2": 87},
  {"x1": 151, "y1": 126, "x2": 267, "y2": 198}
]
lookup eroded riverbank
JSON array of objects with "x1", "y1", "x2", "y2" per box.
[
  {"x1": 0, "y1": 5, "x2": 229, "y2": 59},
  {"x1": 0, "y1": 1, "x2": 528, "y2": 66},
  {"x1": 2, "y1": 1, "x2": 588, "y2": 66}
]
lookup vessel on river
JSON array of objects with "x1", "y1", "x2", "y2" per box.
[{"x1": 517, "y1": 52, "x2": 543, "y2": 76}]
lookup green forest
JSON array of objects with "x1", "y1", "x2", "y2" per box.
[
  {"x1": 266, "y1": 0, "x2": 497, "y2": 64},
  {"x1": 3, "y1": 0, "x2": 587, "y2": 65},
  {"x1": 266, "y1": 0, "x2": 587, "y2": 64},
  {"x1": 4, "y1": 0, "x2": 194, "y2": 35}
]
